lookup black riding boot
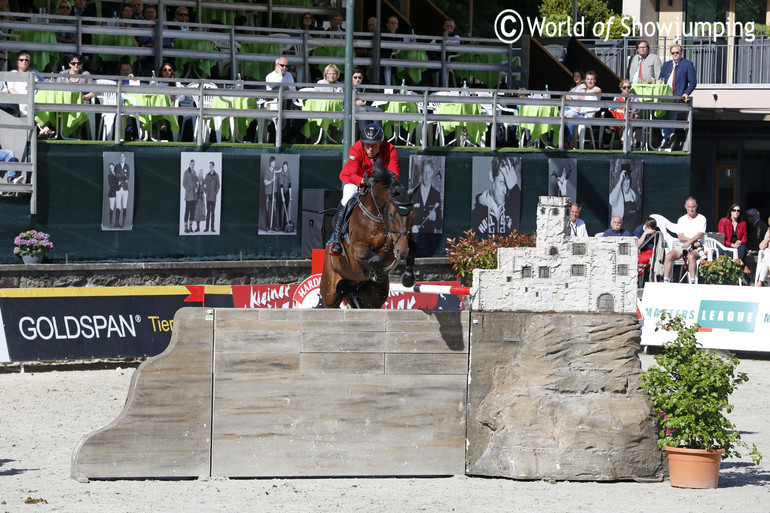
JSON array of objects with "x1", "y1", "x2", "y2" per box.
[{"x1": 329, "y1": 203, "x2": 346, "y2": 256}]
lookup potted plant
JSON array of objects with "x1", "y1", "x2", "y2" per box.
[
  {"x1": 698, "y1": 254, "x2": 750, "y2": 285},
  {"x1": 445, "y1": 229, "x2": 536, "y2": 285},
  {"x1": 13, "y1": 229, "x2": 54, "y2": 264},
  {"x1": 640, "y1": 311, "x2": 762, "y2": 488}
]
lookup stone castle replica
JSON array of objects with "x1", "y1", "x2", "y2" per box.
[{"x1": 472, "y1": 196, "x2": 638, "y2": 314}]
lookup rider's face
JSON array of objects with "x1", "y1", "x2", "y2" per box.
[{"x1": 363, "y1": 142, "x2": 381, "y2": 159}]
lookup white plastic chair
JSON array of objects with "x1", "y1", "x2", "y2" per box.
[
  {"x1": 703, "y1": 236, "x2": 738, "y2": 260},
  {"x1": 576, "y1": 109, "x2": 598, "y2": 149},
  {"x1": 755, "y1": 249, "x2": 769, "y2": 285},
  {"x1": 95, "y1": 79, "x2": 143, "y2": 141},
  {"x1": 189, "y1": 82, "x2": 220, "y2": 143},
  {"x1": 651, "y1": 214, "x2": 706, "y2": 283}
]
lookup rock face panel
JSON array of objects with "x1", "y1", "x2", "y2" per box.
[{"x1": 466, "y1": 311, "x2": 664, "y2": 481}]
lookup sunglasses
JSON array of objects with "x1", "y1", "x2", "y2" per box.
[
  {"x1": 671, "y1": 51, "x2": 681, "y2": 55},
  {"x1": 621, "y1": 85, "x2": 631, "y2": 89},
  {"x1": 69, "y1": 61, "x2": 81, "y2": 65},
  {"x1": 59, "y1": 4, "x2": 71, "y2": 9},
  {"x1": 0, "y1": 57, "x2": 6, "y2": 62},
  {"x1": 177, "y1": 12, "x2": 188, "y2": 16},
  {"x1": 732, "y1": 208, "x2": 741, "y2": 212},
  {"x1": 162, "y1": 68, "x2": 173, "y2": 72},
  {"x1": 18, "y1": 58, "x2": 29, "y2": 62},
  {"x1": 277, "y1": 63, "x2": 287, "y2": 68}
]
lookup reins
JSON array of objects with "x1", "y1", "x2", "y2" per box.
[{"x1": 357, "y1": 185, "x2": 412, "y2": 266}]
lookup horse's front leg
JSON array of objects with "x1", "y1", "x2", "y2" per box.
[
  {"x1": 351, "y1": 242, "x2": 386, "y2": 283},
  {"x1": 400, "y1": 235, "x2": 417, "y2": 288}
]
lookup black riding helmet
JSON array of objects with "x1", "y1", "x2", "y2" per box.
[{"x1": 360, "y1": 123, "x2": 384, "y2": 144}]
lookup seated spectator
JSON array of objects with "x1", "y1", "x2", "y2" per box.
[
  {"x1": 569, "y1": 202, "x2": 588, "y2": 237},
  {"x1": 745, "y1": 208, "x2": 769, "y2": 251},
  {"x1": 137, "y1": 4, "x2": 171, "y2": 48},
  {"x1": 55, "y1": 2, "x2": 77, "y2": 44},
  {"x1": 756, "y1": 226, "x2": 770, "y2": 286},
  {"x1": 119, "y1": 59, "x2": 137, "y2": 85},
  {"x1": 265, "y1": 56, "x2": 295, "y2": 91},
  {"x1": 663, "y1": 197, "x2": 706, "y2": 284},
  {"x1": 6, "y1": 50, "x2": 43, "y2": 117},
  {"x1": 564, "y1": 70, "x2": 601, "y2": 148},
  {"x1": 419, "y1": 18, "x2": 461, "y2": 86},
  {"x1": 297, "y1": 12, "x2": 315, "y2": 31},
  {"x1": 119, "y1": 3, "x2": 135, "y2": 26},
  {"x1": 634, "y1": 216, "x2": 659, "y2": 276},
  {"x1": 0, "y1": 51, "x2": 20, "y2": 116},
  {"x1": 600, "y1": 78, "x2": 635, "y2": 149},
  {"x1": 717, "y1": 203, "x2": 747, "y2": 259},
  {"x1": 173, "y1": 6, "x2": 193, "y2": 31},
  {"x1": 0, "y1": 147, "x2": 20, "y2": 183},
  {"x1": 157, "y1": 61, "x2": 182, "y2": 101},
  {"x1": 62, "y1": 53, "x2": 95, "y2": 102},
  {"x1": 603, "y1": 216, "x2": 632, "y2": 237},
  {"x1": 315, "y1": 64, "x2": 343, "y2": 93},
  {"x1": 71, "y1": 0, "x2": 95, "y2": 18},
  {"x1": 351, "y1": 67, "x2": 381, "y2": 133},
  {"x1": 130, "y1": 0, "x2": 143, "y2": 19},
  {"x1": 326, "y1": 12, "x2": 344, "y2": 38}
]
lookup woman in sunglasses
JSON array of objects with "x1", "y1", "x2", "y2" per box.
[
  {"x1": 717, "y1": 204, "x2": 747, "y2": 259},
  {"x1": 600, "y1": 78, "x2": 635, "y2": 149},
  {"x1": 6, "y1": 51, "x2": 41, "y2": 116},
  {"x1": 62, "y1": 53, "x2": 95, "y2": 103}
]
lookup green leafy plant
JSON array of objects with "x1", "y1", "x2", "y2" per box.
[
  {"x1": 698, "y1": 254, "x2": 750, "y2": 285},
  {"x1": 13, "y1": 230, "x2": 54, "y2": 257},
  {"x1": 640, "y1": 312, "x2": 762, "y2": 463},
  {"x1": 445, "y1": 229, "x2": 536, "y2": 284}
]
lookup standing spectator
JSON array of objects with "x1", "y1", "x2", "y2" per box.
[
  {"x1": 55, "y1": 2, "x2": 77, "y2": 44},
  {"x1": 380, "y1": 16, "x2": 400, "y2": 60},
  {"x1": 137, "y1": 5, "x2": 171, "y2": 48},
  {"x1": 569, "y1": 203, "x2": 588, "y2": 237},
  {"x1": 130, "y1": 0, "x2": 143, "y2": 19},
  {"x1": 203, "y1": 161, "x2": 220, "y2": 233},
  {"x1": 657, "y1": 44, "x2": 696, "y2": 151},
  {"x1": 603, "y1": 216, "x2": 633, "y2": 236},
  {"x1": 717, "y1": 203, "x2": 747, "y2": 259},
  {"x1": 326, "y1": 12, "x2": 343, "y2": 38},
  {"x1": 745, "y1": 208, "x2": 769, "y2": 251},
  {"x1": 628, "y1": 40, "x2": 661, "y2": 85},
  {"x1": 663, "y1": 197, "x2": 706, "y2": 284}
]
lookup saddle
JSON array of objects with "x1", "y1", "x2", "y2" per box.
[{"x1": 325, "y1": 197, "x2": 360, "y2": 248}]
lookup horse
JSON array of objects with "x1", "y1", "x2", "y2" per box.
[{"x1": 320, "y1": 162, "x2": 416, "y2": 309}]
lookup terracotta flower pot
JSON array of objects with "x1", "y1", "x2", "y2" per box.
[{"x1": 665, "y1": 446, "x2": 724, "y2": 489}]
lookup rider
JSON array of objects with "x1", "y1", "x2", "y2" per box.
[{"x1": 329, "y1": 123, "x2": 400, "y2": 256}]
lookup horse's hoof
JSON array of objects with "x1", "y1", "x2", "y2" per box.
[{"x1": 401, "y1": 272, "x2": 415, "y2": 288}]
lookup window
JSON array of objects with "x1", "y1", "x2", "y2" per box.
[
  {"x1": 573, "y1": 243, "x2": 586, "y2": 256},
  {"x1": 522, "y1": 266, "x2": 532, "y2": 278},
  {"x1": 539, "y1": 266, "x2": 550, "y2": 279},
  {"x1": 597, "y1": 293, "x2": 615, "y2": 312},
  {"x1": 618, "y1": 243, "x2": 630, "y2": 256},
  {"x1": 617, "y1": 264, "x2": 629, "y2": 276},
  {"x1": 571, "y1": 264, "x2": 585, "y2": 277}
]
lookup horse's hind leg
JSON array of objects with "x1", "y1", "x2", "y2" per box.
[{"x1": 401, "y1": 236, "x2": 417, "y2": 288}]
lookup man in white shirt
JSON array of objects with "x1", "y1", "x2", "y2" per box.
[
  {"x1": 569, "y1": 203, "x2": 588, "y2": 237},
  {"x1": 265, "y1": 56, "x2": 295, "y2": 91},
  {"x1": 664, "y1": 196, "x2": 707, "y2": 284}
]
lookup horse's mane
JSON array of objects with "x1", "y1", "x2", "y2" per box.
[{"x1": 370, "y1": 160, "x2": 396, "y2": 189}]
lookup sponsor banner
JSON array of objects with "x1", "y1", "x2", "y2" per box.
[
  {"x1": 639, "y1": 283, "x2": 770, "y2": 352},
  {"x1": 0, "y1": 286, "x2": 233, "y2": 363},
  {"x1": 231, "y1": 278, "x2": 467, "y2": 310}
]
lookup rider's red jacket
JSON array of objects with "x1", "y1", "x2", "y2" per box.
[{"x1": 339, "y1": 140, "x2": 400, "y2": 185}]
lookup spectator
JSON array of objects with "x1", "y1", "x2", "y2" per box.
[
  {"x1": 315, "y1": 64, "x2": 342, "y2": 93},
  {"x1": 326, "y1": 12, "x2": 343, "y2": 37},
  {"x1": 717, "y1": 203, "x2": 747, "y2": 259},
  {"x1": 0, "y1": 0, "x2": 10, "y2": 12},
  {"x1": 130, "y1": 0, "x2": 143, "y2": 19},
  {"x1": 563, "y1": 69, "x2": 586, "y2": 118},
  {"x1": 603, "y1": 216, "x2": 632, "y2": 236},
  {"x1": 62, "y1": 53, "x2": 95, "y2": 103},
  {"x1": 745, "y1": 208, "x2": 769, "y2": 251},
  {"x1": 355, "y1": 17, "x2": 378, "y2": 59},
  {"x1": 755, "y1": 226, "x2": 770, "y2": 286},
  {"x1": 119, "y1": 2, "x2": 134, "y2": 24},
  {"x1": 569, "y1": 203, "x2": 588, "y2": 237},
  {"x1": 0, "y1": 147, "x2": 20, "y2": 183},
  {"x1": 265, "y1": 56, "x2": 295, "y2": 91},
  {"x1": 0, "y1": 51, "x2": 20, "y2": 115},
  {"x1": 634, "y1": 216, "x2": 659, "y2": 276},
  {"x1": 174, "y1": 6, "x2": 192, "y2": 31},
  {"x1": 663, "y1": 197, "x2": 706, "y2": 284},
  {"x1": 351, "y1": 67, "x2": 381, "y2": 133},
  {"x1": 137, "y1": 5, "x2": 171, "y2": 48},
  {"x1": 419, "y1": 18, "x2": 461, "y2": 86},
  {"x1": 6, "y1": 51, "x2": 42, "y2": 117},
  {"x1": 657, "y1": 44, "x2": 696, "y2": 151},
  {"x1": 628, "y1": 40, "x2": 661, "y2": 85},
  {"x1": 380, "y1": 15, "x2": 400, "y2": 60},
  {"x1": 600, "y1": 78, "x2": 634, "y2": 149},
  {"x1": 55, "y1": 1, "x2": 77, "y2": 44},
  {"x1": 298, "y1": 12, "x2": 314, "y2": 31},
  {"x1": 119, "y1": 59, "x2": 136, "y2": 85},
  {"x1": 564, "y1": 70, "x2": 601, "y2": 148},
  {"x1": 71, "y1": 0, "x2": 95, "y2": 17},
  {"x1": 157, "y1": 61, "x2": 182, "y2": 102}
]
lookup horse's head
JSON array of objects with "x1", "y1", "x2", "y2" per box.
[{"x1": 385, "y1": 180, "x2": 414, "y2": 264}]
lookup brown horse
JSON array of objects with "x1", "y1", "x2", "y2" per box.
[{"x1": 320, "y1": 163, "x2": 416, "y2": 309}]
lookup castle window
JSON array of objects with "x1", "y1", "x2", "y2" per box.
[
  {"x1": 573, "y1": 243, "x2": 586, "y2": 256},
  {"x1": 619, "y1": 243, "x2": 630, "y2": 255},
  {"x1": 539, "y1": 266, "x2": 550, "y2": 278},
  {"x1": 571, "y1": 264, "x2": 585, "y2": 277},
  {"x1": 522, "y1": 266, "x2": 532, "y2": 278},
  {"x1": 617, "y1": 264, "x2": 629, "y2": 276},
  {"x1": 597, "y1": 293, "x2": 615, "y2": 312}
]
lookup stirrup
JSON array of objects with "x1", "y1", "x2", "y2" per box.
[{"x1": 329, "y1": 239, "x2": 343, "y2": 256}]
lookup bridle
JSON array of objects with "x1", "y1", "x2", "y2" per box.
[{"x1": 357, "y1": 184, "x2": 412, "y2": 271}]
